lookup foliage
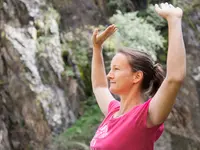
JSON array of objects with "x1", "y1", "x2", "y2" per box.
[
  {"x1": 35, "y1": 7, "x2": 60, "y2": 37},
  {"x1": 137, "y1": 4, "x2": 168, "y2": 64},
  {"x1": 107, "y1": 0, "x2": 132, "y2": 14},
  {"x1": 61, "y1": 27, "x2": 93, "y2": 95},
  {"x1": 137, "y1": 4, "x2": 167, "y2": 30},
  {"x1": 53, "y1": 96, "x2": 103, "y2": 149},
  {"x1": 62, "y1": 29, "x2": 90, "y2": 67},
  {"x1": 51, "y1": 140, "x2": 90, "y2": 150},
  {"x1": 35, "y1": 6, "x2": 61, "y2": 54},
  {"x1": 104, "y1": 10, "x2": 166, "y2": 61}
]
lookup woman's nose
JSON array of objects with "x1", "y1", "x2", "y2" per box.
[{"x1": 107, "y1": 71, "x2": 114, "y2": 80}]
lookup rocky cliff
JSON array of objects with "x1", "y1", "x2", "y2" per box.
[
  {"x1": 0, "y1": 0, "x2": 87, "y2": 149},
  {"x1": 0, "y1": 0, "x2": 200, "y2": 149}
]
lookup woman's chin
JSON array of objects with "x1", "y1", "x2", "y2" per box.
[{"x1": 109, "y1": 87, "x2": 119, "y2": 94}]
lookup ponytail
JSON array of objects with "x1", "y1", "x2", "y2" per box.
[{"x1": 149, "y1": 63, "x2": 165, "y2": 97}]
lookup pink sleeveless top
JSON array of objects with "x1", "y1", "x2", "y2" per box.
[{"x1": 90, "y1": 99, "x2": 164, "y2": 150}]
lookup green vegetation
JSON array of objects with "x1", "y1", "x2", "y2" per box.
[
  {"x1": 137, "y1": 5, "x2": 167, "y2": 30},
  {"x1": 105, "y1": 10, "x2": 166, "y2": 61},
  {"x1": 53, "y1": 97, "x2": 103, "y2": 149},
  {"x1": 61, "y1": 27, "x2": 93, "y2": 96}
]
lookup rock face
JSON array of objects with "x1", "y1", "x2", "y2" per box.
[
  {"x1": 0, "y1": 0, "x2": 85, "y2": 149},
  {"x1": 50, "y1": 0, "x2": 107, "y2": 30},
  {"x1": 155, "y1": 0, "x2": 200, "y2": 149},
  {"x1": 0, "y1": 0, "x2": 200, "y2": 149}
]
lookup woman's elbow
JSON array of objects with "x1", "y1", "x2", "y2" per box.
[{"x1": 166, "y1": 72, "x2": 186, "y2": 83}]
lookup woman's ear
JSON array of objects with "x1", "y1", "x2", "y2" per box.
[{"x1": 132, "y1": 71, "x2": 143, "y2": 84}]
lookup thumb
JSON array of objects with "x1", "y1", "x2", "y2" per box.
[{"x1": 92, "y1": 28, "x2": 98, "y2": 43}]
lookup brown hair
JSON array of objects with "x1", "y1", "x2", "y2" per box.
[{"x1": 118, "y1": 48, "x2": 165, "y2": 97}]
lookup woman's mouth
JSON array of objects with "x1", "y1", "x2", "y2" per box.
[{"x1": 110, "y1": 82, "x2": 116, "y2": 84}]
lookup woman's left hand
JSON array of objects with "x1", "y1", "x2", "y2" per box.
[{"x1": 155, "y1": 3, "x2": 183, "y2": 20}]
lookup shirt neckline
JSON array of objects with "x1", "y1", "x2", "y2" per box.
[{"x1": 111, "y1": 100, "x2": 150, "y2": 120}]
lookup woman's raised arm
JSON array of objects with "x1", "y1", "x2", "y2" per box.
[
  {"x1": 91, "y1": 25, "x2": 117, "y2": 116},
  {"x1": 148, "y1": 3, "x2": 186, "y2": 127}
]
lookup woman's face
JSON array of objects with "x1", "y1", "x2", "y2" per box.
[{"x1": 107, "y1": 53, "x2": 135, "y2": 95}]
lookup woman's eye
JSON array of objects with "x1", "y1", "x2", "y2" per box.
[{"x1": 114, "y1": 68, "x2": 119, "y2": 70}]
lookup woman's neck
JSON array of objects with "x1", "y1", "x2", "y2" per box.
[{"x1": 116, "y1": 88, "x2": 144, "y2": 117}]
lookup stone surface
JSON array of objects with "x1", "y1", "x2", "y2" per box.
[
  {"x1": 0, "y1": 0, "x2": 85, "y2": 149},
  {"x1": 0, "y1": 0, "x2": 200, "y2": 149}
]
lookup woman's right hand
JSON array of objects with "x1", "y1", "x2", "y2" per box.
[{"x1": 92, "y1": 24, "x2": 117, "y2": 49}]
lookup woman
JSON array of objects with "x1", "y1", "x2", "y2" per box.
[{"x1": 90, "y1": 3, "x2": 186, "y2": 150}]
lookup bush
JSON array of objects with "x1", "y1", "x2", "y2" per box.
[
  {"x1": 103, "y1": 10, "x2": 166, "y2": 61},
  {"x1": 137, "y1": 4, "x2": 167, "y2": 30},
  {"x1": 52, "y1": 97, "x2": 103, "y2": 149}
]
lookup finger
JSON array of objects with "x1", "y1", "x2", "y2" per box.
[
  {"x1": 112, "y1": 26, "x2": 117, "y2": 33},
  {"x1": 114, "y1": 27, "x2": 118, "y2": 32},
  {"x1": 176, "y1": 7, "x2": 183, "y2": 13},
  {"x1": 100, "y1": 25, "x2": 113, "y2": 39},
  {"x1": 105, "y1": 24, "x2": 115, "y2": 32},
  {"x1": 102, "y1": 24, "x2": 116, "y2": 38},
  {"x1": 97, "y1": 24, "x2": 117, "y2": 44},
  {"x1": 92, "y1": 28, "x2": 98, "y2": 42},
  {"x1": 110, "y1": 25, "x2": 117, "y2": 31},
  {"x1": 165, "y1": 2, "x2": 170, "y2": 9},
  {"x1": 169, "y1": 4, "x2": 175, "y2": 8},
  {"x1": 155, "y1": 4, "x2": 160, "y2": 8},
  {"x1": 110, "y1": 27, "x2": 117, "y2": 35},
  {"x1": 155, "y1": 4, "x2": 161, "y2": 13},
  {"x1": 109, "y1": 25, "x2": 118, "y2": 34},
  {"x1": 92, "y1": 28, "x2": 98, "y2": 38},
  {"x1": 160, "y1": 3, "x2": 165, "y2": 9}
]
